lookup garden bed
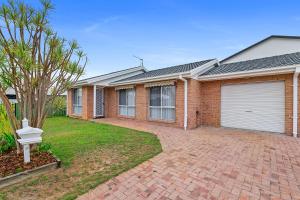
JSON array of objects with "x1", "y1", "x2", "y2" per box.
[
  {"x1": 0, "y1": 149, "x2": 57, "y2": 178},
  {"x1": 0, "y1": 117, "x2": 162, "y2": 200}
]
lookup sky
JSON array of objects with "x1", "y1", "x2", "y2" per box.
[{"x1": 16, "y1": 0, "x2": 300, "y2": 78}]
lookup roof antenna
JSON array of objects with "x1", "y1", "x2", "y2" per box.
[{"x1": 133, "y1": 55, "x2": 144, "y2": 67}]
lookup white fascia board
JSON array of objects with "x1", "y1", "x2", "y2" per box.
[
  {"x1": 75, "y1": 66, "x2": 147, "y2": 86},
  {"x1": 110, "y1": 72, "x2": 191, "y2": 86},
  {"x1": 190, "y1": 59, "x2": 219, "y2": 78},
  {"x1": 197, "y1": 65, "x2": 299, "y2": 81},
  {"x1": 86, "y1": 66, "x2": 147, "y2": 84}
]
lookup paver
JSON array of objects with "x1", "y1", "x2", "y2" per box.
[{"x1": 78, "y1": 118, "x2": 300, "y2": 200}]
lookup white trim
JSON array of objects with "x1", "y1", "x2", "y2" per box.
[
  {"x1": 66, "y1": 91, "x2": 68, "y2": 116},
  {"x1": 293, "y1": 67, "x2": 300, "y2": 137},
  {"x1": 93, "y1": 85, "x2": 96, "y2": 118},
  {"x1": 179, "y1": 75, "x2": 188, "y2": 130},
  {"x1": 75, "y1": 66, "x2": 147, "y2": 86},
  {"x1": 197, "y1": 65, "x2": 300, "y2": 81}
]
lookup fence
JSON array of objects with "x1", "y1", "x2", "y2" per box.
[{"x1": 0, "y1": 102, "x2": 66, "y2": 120}]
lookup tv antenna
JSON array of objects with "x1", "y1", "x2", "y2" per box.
[{"x1": 133, "y1": 55, "x2": 144, "y2": 67}]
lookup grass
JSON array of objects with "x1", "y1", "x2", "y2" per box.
[{"x1": 0, "y1": 117, "x2": 162, "y2": 200}]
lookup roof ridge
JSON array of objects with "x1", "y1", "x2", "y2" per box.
[
  {"x1": 113, "y1": 58, "x2": 215, "y2": 83},
  {"x1": 202, "y1": 51, "x2": 300, "y2": 76}
]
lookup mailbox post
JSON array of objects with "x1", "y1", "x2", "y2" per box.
[{"x1": 16, "y1": 118, "x2": 43, "y2": 163}]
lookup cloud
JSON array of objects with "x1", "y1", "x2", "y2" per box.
[
  {"x1": 103, "y1": 16, "x2": 123, "y2": 24},
  {"x1": 83, "y1": 15, "x2": 124, "y2": 33},
  {"x1": 83, "y1": 23, "x2": 100, "y2": 33}
]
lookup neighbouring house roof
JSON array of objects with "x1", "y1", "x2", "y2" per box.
[
  {"x1": 5, "y1": 87, "x2": 67, "y2": 96},
  {"x1": 74, "y1": 66, "x2": 146, "y2": 86},
  {"x1": 221, "y1": 35, "x2": 300, "y2": 63},
  {"x1": 201, "y1": 52, "x2": 300, "y2": 76},
  {"x1": 112, "y1": 59, "x2": 215, "y2": 84}
]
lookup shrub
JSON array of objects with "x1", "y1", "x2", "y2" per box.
[
  {"x1": 47, "y1": 96, "x2": 67, "y2": 117},
  {"x1": 0, "y1": 104, "x2": 11, "y2": 134},
  {"x1": 0, "y1": 133, "x2": 16, "y2": 154},
  {"x1": 37, "y1": 143, "x2": 52, "y2": 152}
]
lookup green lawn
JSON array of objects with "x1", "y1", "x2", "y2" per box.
[{"x1": 0, "y1": 117, "x2": 162, "y2": 200}]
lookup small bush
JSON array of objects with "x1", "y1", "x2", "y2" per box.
[
  {"x1": 0, "y1": 133, "x2": 16, "y2": 154},
  {"x1": 0, "y1": 104, "x2": 12, "y2": 134},
  {"x1": 37, "y1": 143, "x2": 52, "y2": 152}
]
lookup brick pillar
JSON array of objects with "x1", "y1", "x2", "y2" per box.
[
  {"x1": 187, "y1": 79, "x2": 202, "y2": 129},
  {"x1": 136, "y1": 85, "x2": 148, "y2": 120},
  {"x1": 67, "y1": 89, "x2": 73, "y2": 116},
  {"x1": 82, "y1": 86, "x2": 94, "y2": 120},
  {"x1": 176, "y1": 80, "x2": 184, "y2": 128}
]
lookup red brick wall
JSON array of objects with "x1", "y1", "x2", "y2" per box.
[
  {"x1": 82, "y1": 86, "x2": 94, "y2": 120},
  {"x1": 200, "y1": 81, "x2": 221, "y2": 127},
  {"x1": 135, "y1": 84, "x2": 148, "y2": 120},
  {"x1": 175, "y1": 81, "x2": 184, "y2": 128},
  {"x1": 67, "y1": 89, "x2": 73, "y2": 116},
  {"x1": 199, "y1": 74, "x2": 294, "y2": 135},
  {"x1": 187, "y1": 79, "x2": 202, "y2": 128}
]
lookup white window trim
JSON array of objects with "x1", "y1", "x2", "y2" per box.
[
  {"x1": 72, "y1": 88, "x2": 82, "y2": 115},
  {"x1": 149, "y1": 86, "x2": 176, "y2": 121},
  {"x1": 118, "y1": 89, "x2": 136, "y2": 117}
]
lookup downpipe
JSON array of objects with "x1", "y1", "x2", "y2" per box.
[
  {"x1": 179, "y1": 75, "x2": 188, "y2": 131},
  {"x1": 293, "y1": 69, "x2": 300, "y2": 137}
]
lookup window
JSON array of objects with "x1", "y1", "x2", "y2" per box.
[
  {"x1": 119, "y1": 89, "x2": 135, "y2": 117},
  {"x1": 149, "y1": 86, "x2": 175, "y2": 121},
  {"x1": 72, "y1": 88, "x2": 82, "y2": 115}
]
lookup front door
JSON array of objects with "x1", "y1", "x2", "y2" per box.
[{"x1": 95, "y1": 87, "x2": 104, "y2": 117}]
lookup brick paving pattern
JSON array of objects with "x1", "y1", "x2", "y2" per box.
[{"x1": 78, "y1": 118, "x2": 300, "y2": 200}]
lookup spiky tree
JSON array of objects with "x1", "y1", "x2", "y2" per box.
[{"x1": 0, "y1": 0, "x2": 86, "y2": 152}]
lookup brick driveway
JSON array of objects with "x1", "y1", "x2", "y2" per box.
[{"x1": 78, "y1": 119, "x2": 300, "y2": 200}]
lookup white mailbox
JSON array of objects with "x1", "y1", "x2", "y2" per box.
[{"x1": 16, "y1": 118, "x2": 43, "y2": 163}]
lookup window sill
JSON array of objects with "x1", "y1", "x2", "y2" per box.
[{"x1": 118, "y1": 115, "x2": 136, "y2": 119}]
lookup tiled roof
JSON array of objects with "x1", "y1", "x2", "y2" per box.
[
  {"x1": 115, "y1": 59, "x2": 213, "y2": 82},
  {"x1": 202, "y1": 52, "x2": 300, "y2": 76}
]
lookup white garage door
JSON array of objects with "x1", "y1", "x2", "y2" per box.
[{"x1": 221, "y1": 81, "x2": 285, "y2": 133}]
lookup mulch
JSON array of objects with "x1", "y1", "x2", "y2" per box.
[{"x1": 0, "y1": 149, "x2": 57, "y2": 178}]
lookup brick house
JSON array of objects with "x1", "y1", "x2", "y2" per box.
[{"x1": 67, "y1": 35, "x2": 300, "y2": 137}]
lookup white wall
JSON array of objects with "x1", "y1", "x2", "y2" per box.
[{"x1": 223, "y1": 37, "x2": 300, "y2": 64}]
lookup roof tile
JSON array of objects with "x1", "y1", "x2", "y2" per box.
[
  {"x1": 202, "y1": 52, "x2": 300, "y2": 76},
  {"x1": 115, "y1": 59, "x2": 213, "y2": 83}
]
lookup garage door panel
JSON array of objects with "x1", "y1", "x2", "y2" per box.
[{"x1": 221, "y1": 81, "x2": 285, "y2": 133}]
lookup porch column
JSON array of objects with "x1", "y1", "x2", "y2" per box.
[
  {"x1": 293, "y1": 67, "x2": 300, "y2": 137},
  {"x1": 93, "y1": 85, "x2": 96, "y2": 118}
]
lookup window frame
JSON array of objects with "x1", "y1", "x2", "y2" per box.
[
  {"x1": 118, "y1": 88, "x2": 136, "y2": 117},
  {"x1": 72, "y1": 88, "x2": 82, "y2": 115},
  {"x1": 148, "y1": 85, "x2": 176, "y2": 121}
]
